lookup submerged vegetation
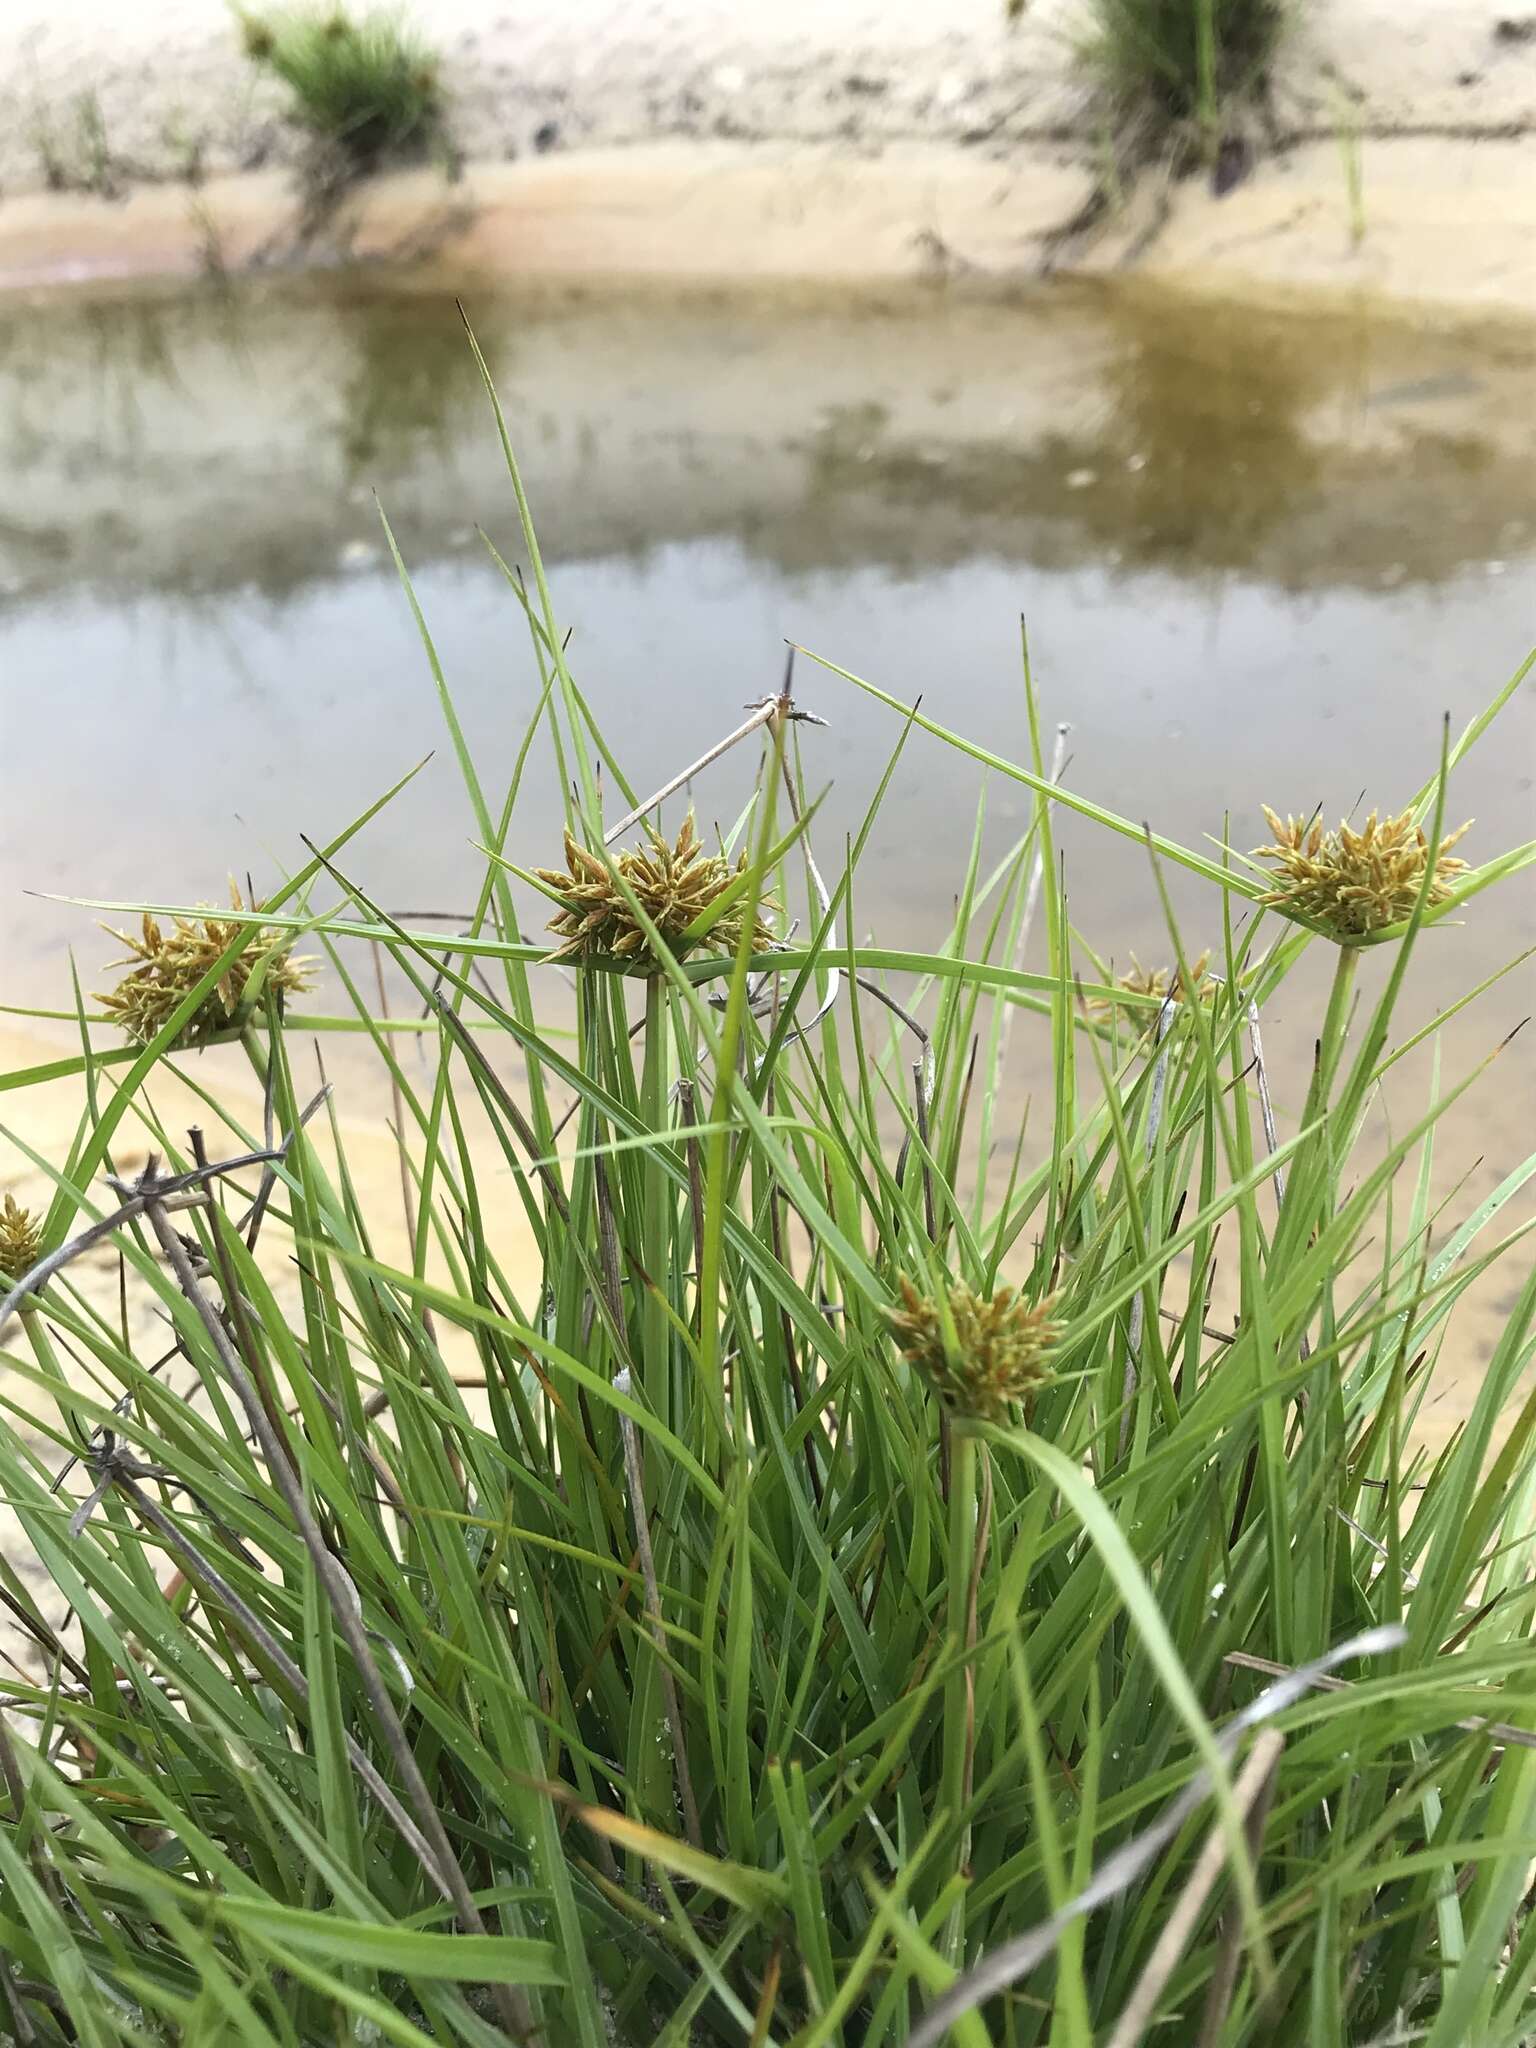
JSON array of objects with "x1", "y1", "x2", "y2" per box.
[
  {"x1": 235, "y1": 4, "x2": 444, "y2": 172},
  {"x1": 2, "y1": 347, "x2": 1536, "y2": 2044}
]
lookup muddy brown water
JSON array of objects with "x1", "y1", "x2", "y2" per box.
[{"x1": 1, "y1": 269, "x2": 1534, "y2": 1450}]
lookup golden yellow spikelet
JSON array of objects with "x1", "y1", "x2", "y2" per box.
[
  {"x1": 534, "y1": 813, "x2": 777, "y2": 973},
  {"x1": 1253, "y1": 806, "x2": 1470, "y2": 943},
  {"x1": 888, "y1": 1273, "x2": 1059, "y2": 1424},
  {"x1": 0, "y1": 1195, "x2": 43, "y2": 1287},
  {"x1": 96, "y1": 883, "x2": 313, "y2": 1048}
]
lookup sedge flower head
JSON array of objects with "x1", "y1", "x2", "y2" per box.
[
  {"x1": 1090, "y1": 949, "x2": 1214, "y2": 1020},
  {"x1": 535, "y1": 813, "x2": 777, "y2": 972},
  {"x1": 96, "y1": 883, "x2": 313, "y2": 1048},
  {"x1": 0, "y1": 1195, "x2": 43, "y2": 1287},
  {"x1": 888, "y1": 1272, "x2": 1059, "y2": 1423},
  {"x1": 1253, "y1": 805, "x2": 1470, "y2": 942}
]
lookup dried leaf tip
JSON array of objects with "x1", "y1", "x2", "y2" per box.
[
  {"x1": 535, "y1": 812, "x2": 777, "y2": 972},
  {"x1": 888, "y1": 1272, "x2": 1059, "y2": 1424},
  {"x1": 96, "y1": 881, "x2": 314, "y2": 1048},
  {"x1": 1253, "y1": 805, "x2": 1471, "y2": 942}
]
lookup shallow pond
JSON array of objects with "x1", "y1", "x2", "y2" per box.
[{"x1": 1, "y1": 269, "x2": 1533, "y2": 1423}]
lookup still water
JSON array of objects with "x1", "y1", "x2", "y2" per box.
[{"x1": 1, "y1": 270, "x2": 1533, "y2": 1419}]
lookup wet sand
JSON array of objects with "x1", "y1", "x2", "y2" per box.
[{"x1": 2, "y1": 135, "x2": 1536, "y2": 323}]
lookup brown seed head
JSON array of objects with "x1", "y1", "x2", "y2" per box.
[
  {"x1": 95, "y1": 883, "x2": 314, "y2": 1048},
  {"x1": 534, "y1": 813, "x2": 778, "y2": 973},
  {"x1": 239, "y1": 13, "x2": 277, "y2": 59},
  {"x1": 0, "y1": 1195, "x2": 43, "y2": 1288},
  {"x1": 888, "y1": 1272, "x2": 1059, "y2": 1424},
  {"x1": 1089, "y1": 949, "x2": 1214, "y2": 1020},
  {"x1": 1253, "y1": 805, "x2": 1471, "y2": 943}
]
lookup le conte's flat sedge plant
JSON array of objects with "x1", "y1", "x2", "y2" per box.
[{"x1": 3, "y1": 347, "x2": 1536, "y2": 2048}]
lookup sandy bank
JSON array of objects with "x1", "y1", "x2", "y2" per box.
[
  {"x1": 1, "y1": 0, "x2": 1535, "y2": 314},
  {"x1": 4, "y1": 0, "x2": 1535, "y2": 194},
  {"x1": 0, "y1": 130, "x2": 1534, "y2": 322}
]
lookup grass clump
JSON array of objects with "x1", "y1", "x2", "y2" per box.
[
  {"x1": 3, "y1": 355, "x2": 1536, "y2": 2045},
  {"x1": 1080, "y1": 0, "x2": 1284, "y2": 151},
  {"x1": 236, "y1": 4, "x2": 443, "y2": 170},
  {"x1": 30, "y1": 89, "x2": 122, "y2": 199}
]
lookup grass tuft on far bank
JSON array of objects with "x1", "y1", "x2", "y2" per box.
[
  {"x1": 236, "y1": 3, "x2": 444, "y2": 171},
  {"x1": 1081, "y1": 0, "x2": 1284, "y2": 148}
]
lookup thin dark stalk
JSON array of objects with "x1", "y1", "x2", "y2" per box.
[
  {"x1": 0, "y1": 1708, "x2": 27, "y2": 1822},
  {"x1": 49, "y1": 1339, "x2": 192, "y2": 1500},
  {"x1": 1246, "y1": 998, "x2": 1286, "y2": 1207},
  {"x1": 1119, "y1": 991, "x2": 1177, "y2": 1462},
  {"x1": 308, "y1": 1380, "x2": 408, "y2": 1515},
  {"x1": 0, "y1": 1962, "x2": 35, "y2": 2047},
  {"x1": 1224, "y1": 1649, "x2": 1536, "y2": 1751},
  {"x1": 189, "y1": 1130, "x2": 298, "y2": 1482},
  {"x1": 912, "y1": 1059, "x2": 938, "y2": 1245},
  {"x1": 433, "y1": 995, "x2": 569, "y2": 1223},
  {"x1": 602, "y1": 702, "x2": 777, "y2": 847},
  {"x1": 372, "y1": 938, "x2": 433, "y2": 1344},
  {"x1": 675, "y1": 1078, "x2": 707, "y2": 1290},
  {"x1": 0, "y1": 1151, "x2": 283, "y2": 1330},
  {"x1": 11, "y1": 1981, "x2": 66, "y2": 2024},
  {"x1": 0, "y1": 1589, "x2": 89, "y2": 1686},
  {"x1": 765, "y1": 1123, "x2": 823, "y2": 1509},
  {"x1": 612, "y1": 1367, "x2": 702, "y2": 1847},
  {"x1": 1194, "y1": 1738, "x2": 1285, "y2": 2048},
  {"x1": 239, "y1": 1080, "x2": 333, "y2": 1249},
  {"x1": 857, "y1": 976, "x2": 935, "y2": 1225},
  {"x1": 939, "y1": 1425, "x2": 979, "y2": 1946},
  {"x1": 1, "y1": 1664, "x2": 72, "y2": 1909},
  {"x1": 591, "y1": 1158, "x2": 627, "y2": 1340},
  {"x1": 961, "y1": 1444, "x2": 994, "y2": 1808},
  {"x1": 600, "y1": 656, "x2": 824, "y2": 851}
]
